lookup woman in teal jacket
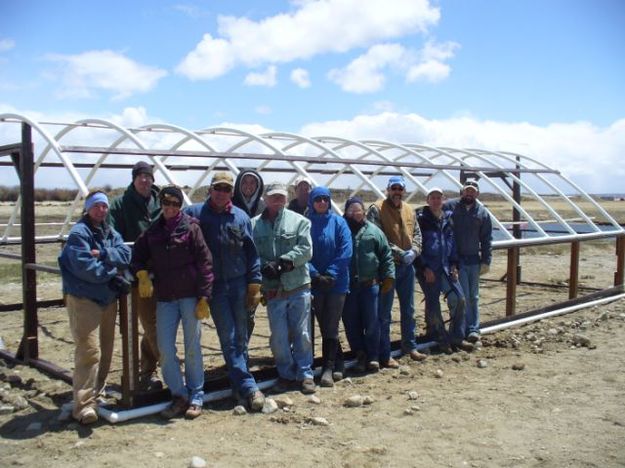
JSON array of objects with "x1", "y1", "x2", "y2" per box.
[{"x1": 307, "y1": 186, "x2": 352, "y2": 387}]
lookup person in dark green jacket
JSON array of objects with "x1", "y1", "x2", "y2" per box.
[
  {"x1": 342, "y1": 197, "x2": 395, "y2": 373},
  {"x1": 107, "y1": 161, "x2": 162, "y2": 391}
]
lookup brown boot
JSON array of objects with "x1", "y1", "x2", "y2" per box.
[
  {"x1": 381, "y1": 357, "x2": 400, "y2": 369},
  {"x1": 407, "y1": 349, "x2": 428, "y2": 361},
  {"x1": 160, "y1": 396, "x2": 188, "y2": 419}
]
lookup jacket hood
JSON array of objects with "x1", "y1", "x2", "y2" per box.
[
  {"x1": 308, "y1": 186, "x2": 331, "y2": 213},
  {"x1": 233, "y1": 169, "x2": 264, "y2": 209}
]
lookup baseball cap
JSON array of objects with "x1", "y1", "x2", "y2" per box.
[
  {"x1": 211, "y1": 172, "x2": 234, "y2": 187},
  {"x1": 293, "y1": 175, "x2": 312, "y2": 189},
  {"x1": 462, "y1": 180, "x2": 480, "y2": 191},
  {"x1": 265, "y1": 182, "x2": 288, "y2": 197},
  {"x1": 426, "y1": 187, "x2": 444, "y2": 197},
  {"x1": 387, "y1": 175, "x2": 406, "y2": 188}
]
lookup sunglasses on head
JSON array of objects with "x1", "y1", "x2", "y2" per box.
[
  {"x1": 212, "y1": 185, "x2": 232, "y2": 193},
  {"x1": 161, "y1": 199, "x2": 182, "y2": 208},
  {"x1": 313, "y1": 196, "x2": 330, "y2": 203}
]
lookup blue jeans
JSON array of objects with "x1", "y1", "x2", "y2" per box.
[
  {"x1": 266, "y1": 289, "x2": 313, "y2": 381},
  {"x1": 210, "y1": 276, "x2": 259, "y2": 398},
  {"x1": 459, "y1": 261, "x2": 481, "y2": 335},
  {"x1": 379, "y1": 263, "x2": 417, "y2": 361},
  {"x1": 343, "y1": 283, "x2": 380, "y2": 361},
  {"x1": 417, "y1": 270, "x2": 466, "y2": 345},
  {"x1": 156, "y1": 297, "x2": 204, "y2": 406}
]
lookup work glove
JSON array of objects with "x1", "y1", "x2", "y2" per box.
[
  {"x1": 136, "y1": 270, "x2": 153, "y2": 298},
  {"x1": 278, "y1": 258, "x2": 295, "y2": 273},
  {"x1": 315, "y1": 275, "x2": 336, "y2": 292},
  {"x1": 380, "y1": 277, "x2": 394, "y2": 295},
  {"x1": 109, "y1": 274, "x2": 132, "y2": 295},
  {"x1": 480, "y1": 263, "x2": 490, "y2": 275},
  {"x1": 246, "y1": 283, "x2": 262, "y2": 309},
  {"x1": 195, "y1": 297, "x2": 210, "y2": 319},
  {"x1": 401, "y1": 249, "x2": 417, "y2": 265},
  {"x1": 261, "y1": 261, "x2": 281, "y2": 280}
]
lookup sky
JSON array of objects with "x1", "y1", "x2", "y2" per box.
[{"x1": 1, "y1": 0, "x2": 624, "y2": 192}]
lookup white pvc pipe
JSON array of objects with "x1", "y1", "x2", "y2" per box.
[{"x1": 94, "y1": 292, "x2": 624, "y2": 423}]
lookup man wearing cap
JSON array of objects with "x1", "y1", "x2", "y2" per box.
[
  {"x1": 232, "y1": 169, "x2": 266, "y2": 340},
  {"x1": 367, "y1": 175, "x2": 426, "y2": 366},
  {"x1": 287, "y1": 176, "x2": 312, "y2": 216},
  {"x1": 185, "y1": 172, "x2": 266, "y2": 411},
  {"x1": 416, "y1": 188, "x2": 473, "y2": 353},
  {"x1": 443, "y1": 180, "x2": 493, "y2": 346},
  {"x1": 59, "y1": 190, "x2": 131, "y2": 424},
  {"x1": 252, "y1": 182, "x2": 316, "y2": 395},
  {"x1": 107, "y1": 161, "x2": 162, "y2": 391}
]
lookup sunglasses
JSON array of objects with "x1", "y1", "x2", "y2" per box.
[
  {"x1": 212, "y1": 185, "x2": 232, "y2": 193},
  {"x1": 313, "y1": 196, "x2": 330, "y2": 203},
  {"x1": 161, "y1": 199, "x2": 182, "y2": 208},
  {"x1": 389, "y1": 185, "x2": 404, "y2": 192}
]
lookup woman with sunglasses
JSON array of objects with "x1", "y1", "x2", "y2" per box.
[
  {"x1": 307, "y1": 186, "x2": 353, "y2": 387},
  {"x1": 132, "y1": 185, "x2": 214, "y2": 420}
]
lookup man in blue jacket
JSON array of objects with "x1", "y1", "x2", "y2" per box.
[
  {"x1": 185, "y1": 172, "x2": 265, "y2": 411},
  {"x1": 416, "y1": 188, "x2": 473, "y2": 353},
  {"x1": 443, "y1": 181, "x2": 493, "y2": 346}
]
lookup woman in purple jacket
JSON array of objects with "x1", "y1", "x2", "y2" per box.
[{"x1": 132, "y1": 185, "x2": 214, "y2": 420}]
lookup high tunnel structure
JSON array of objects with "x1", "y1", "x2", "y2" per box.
[{"x1": 0, "y1": 114, "x2": 623, "y2": 410}]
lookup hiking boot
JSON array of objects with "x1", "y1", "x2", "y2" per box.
[
  {"x1": 407, "y1": 349, "x2": 428, "y2": 362},
  {"x1": 185, "y1": 404, "x2": 202, "y2": 420},
  {"x1": 332, "y1": 371, "x2": 343, "y2": 382},
  {"x1": 137, "y1": 374, "x2": 163, "y2": 393},
  {"x1": 353, "y1": 352, "x2": 367, "y2": 373},
  {"x1": 467, "y1": 332, "x2": 481, "y2": 344},
  {"x1": 367, "y1": 361, "x2": 380, "y2": 372},
  {"x1": 438, "y1": 343, "x2": 453, "y2": 355},
  {"x1": 160, "y1": 396, "x2": 189, "y2": 419},
  {"x1": 301, "y1": 378, "x2": 316, "y2": 394},
  {"x1": 320, "y1": 368, "x2": 334, "y2": 387},
  {"x1": 77, "y1": 407, "x2": 98, "y2": 425},
  {"x1": 248, "y1": 390, "x2": 265, "y2": 412},
  {"x1": 381, "y1": 357, "x2": 400, "y2": 369},
  {"x1": 453, "y1": 340, "x2": 475, "y2": 352},
  {"x1": 272, "y1": 377, "x2": 295, "y2": 394}
]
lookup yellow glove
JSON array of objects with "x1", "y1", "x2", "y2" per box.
[
  {"x1": 380, "y1": 277, "x2": 394, "y2": 295},
  {"x1": 480, "y1": 263, "x2": 490, "y2": 275},
  {"x1": 246, "y1": 283, "x2": 262, "y2": 309},
  {"x1": 195, "y1": 297, "x2": 210, "y2": 319},
  {"x1": 136, "y1": 270, "x2": 153, "y2": 298}
]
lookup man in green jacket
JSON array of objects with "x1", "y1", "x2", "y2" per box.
[
  {"x1": 107, "y1": 161, "x2": 162, "y2": 391},
  {"x1": 252, "y1": 182, "x2": 316, "y2": 395}
]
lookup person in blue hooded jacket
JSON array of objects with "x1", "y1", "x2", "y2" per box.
[{"x1": 307, "y1": 186, "x2": 353, "y2": 387}]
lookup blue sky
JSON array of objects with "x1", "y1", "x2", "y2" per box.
[{"x1": 1, "y1": 0, "x2": 624, "y2": 191}]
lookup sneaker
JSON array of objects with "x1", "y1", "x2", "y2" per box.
[
  {"x1": 381, "y1": 357, "x2": 400, "y2": 369},
  {"x1": 453, "y1": 340, "x2": 475, "y2": 353},
  {"x1": 248, "y1": 390, "x2": 265, "y2": 412},
  {"x1": 300, "y1": 378, "x2": 316, "y2": 394},
  {"x1": 332, "y1": 371, "x2": 343, "y2": 382},
  {"x1": 77, "y1": 407, "x2": 98, "y2": 425},
  {"x1": 366, "y1": 361, "x2": 380, "y2": 372},
  {"x1": 407, "y1": 349, "x2": 428, "y2": 362},
  {"x1": 160, "y1": 396, "x2": 189, "y2": 419},
  {"x1": 272, "y1": 377, "x2": 295, "y2": 394},
  {"x1": 185, "y1": 404, "x2": 202, "y2": 420},
  {"x1": 320, "y1": 368, "x2": 334, "y2": 387},
  {"x1": 467, "y1": 332, "x2": 481, "y2": 344}
]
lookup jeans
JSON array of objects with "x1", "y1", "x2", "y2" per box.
[
  {"x1": 210, "y1": 277, "x2": 259, "y2": 398},
  {"x1": 417, "y1": 270, "x2": 466, "y2": 345},
  {"x1": 343, "y1": 283, "x2": 380, "y2": 362},
  {"x1": 266, "y1": 289, "x2": 314, "y2": 381},
  {"x1": 379, "y1": 263, "x2": 417, "y2": 361},
  {"x1": 312, "y1": 292, "x2": 345, "y2": 371},
  {"x1": 156, "y1": 297, "x2": 204, "y2": 406},
  {"x1": 459, "y1": 261, "x2": 481, "y2": 336}
]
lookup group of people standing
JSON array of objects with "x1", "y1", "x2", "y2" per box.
[{"x1": 58, "y1": 162, "x2": 491, "y2": 425}]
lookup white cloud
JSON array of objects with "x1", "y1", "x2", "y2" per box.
[
  {"x1": 172, "y1": 4, "x2": 211, "y2": 18},
  {"x1": 290, "y1": 68, "x2": 311, "y2": 88},
  {"x1": 44, "y1": 50, "x2": 168, "y2": 100},
  {"x1": 300, "y1": 112, "x2": 625, "y2": 193},
  {"x1": 0, "y1": 38, "x2": 15, "y2": 52},
  {"x1": 406, "y1": 40, "x2": 460, "y2": 82},
  {"x1": 244, "y1": 65, "x2": 277, "y2": 87},
  {"x1": 176, "y1": 0, "x2": 440, "y2": 79}
]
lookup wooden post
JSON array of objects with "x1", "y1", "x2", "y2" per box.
[
  {"x1": 616, "y1": 235, "x2": 625, "y2": 287},
  {"x1": 506, "y1": 246, "x2": 519, "y2": 316},
  {"x1": 119, "y1": 293, "x2": 138, "y2": 407},
  {"x1": 16, "y1": 123, "x2": 38, "y2": 362},
  {"x1": 569, "y1": 240, "x2": 580, "y2": 299}
]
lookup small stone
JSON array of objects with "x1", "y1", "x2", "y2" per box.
[
  {"x1": 547, "y1": 328, "x2": 558, "y2": 336},
  {"x1": 512, "y1": 363, "x2": 525, "y2": 371},
  {"x1": 452, "y1": 355, "x2": 462, "y2": 363},
  {"x1": 362, "y1": 395, "x2": 374, "y2": 405},
  {"x1": 189, "y1": 456, "x2": 207, "y2": 468},
  {"x1": 3, "y1": 394, "x2": 28, "y2": 410},
  {"x1": 434, "y1": 369, "x2": 444, "y2": 378},
  {"x1": 403, "y1": 408, "x2": 414, "y2": 415},
  {"x1": 261, "y1": 398, "x2": 279, "y2": 414},
  {"x1": 571, "y1": 334, "x2": 592, "y2": 348},
  {"x1": 407, "y1": 391, "x2": 419, "y2": 400},
  {"x1": 477, "y1": 359, "x2": 488, "y2": 369},
  {"x1": 26, "y1": 422, "x2": 42, "y2": 432},
  {"x1": 310, "y1": 416, "x2": 329, "y2": 426},
  {"x1": 344, "y1": 395, "x2": 364, "y2": 407},
  {"x1": 273, "y1": 395, "x2": 294, "y2": 409},
  {"x1": 0, "y1": 405, "x2": 15, "y2": 415},
  {"x1": 411, "y1": 405, "x2": 421, "y2": 411},
  {"x1": 598, "y1": 311, "x2": 610, "y2": 321},
  {"x1": 308, "y1": 395, "x2": 321, "y2": 405},
  {"x1": 399, "y1": 366, "x2": 411, "y2": 376},
  {"x1": 72, "y1": 440, "x2": 85, "y2": 449},
  {"x1": 233, "y1": 405, "x2": 247, "y2": 416},
  {"x1": 339, "y1": 377, "x2": 353, "y2": 385},
  {"x1": 154, "y1": 452, "x2": 164, "y2": 458},
  {"x1": 6, "y1": 374, "x2": 22, "y2": 386}
]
